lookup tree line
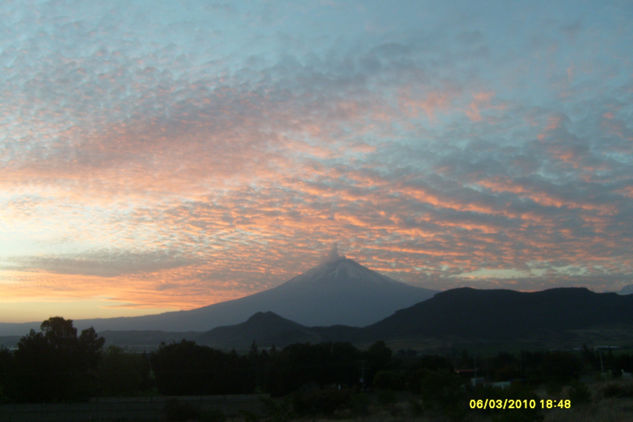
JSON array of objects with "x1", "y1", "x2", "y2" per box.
[{"x1": 2, "y1": 317, "x2": 633, "y2": 415}]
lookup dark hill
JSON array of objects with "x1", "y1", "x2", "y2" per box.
[
  {"x1": 13, "y1": 286, "x2": 631, "y2": 351},
  {"x1": 196, "y1": 311, "x2": 323, "y2": 349},
  {"x1": 365, "y1": 287, "x2": 633, "y2": 341},
  {"x1": 189, "y1": 287, "x2": 633, "y2": 350},
  {"x1": 93, "y1": 312, "x2": 361, "y2": 351}
]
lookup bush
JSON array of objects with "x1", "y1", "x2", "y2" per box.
[
  {"x1": 569, "y1": 381, "x2": 591, "y2": 404},
  {"x1": 418, "y1": 369, "x2": 465, "y2": 411},
  {"x1": 260, "y1": 396, "x2": 292, "y2": 421},
  {"x1": 377, "y1": 389, "x2": 396, "y2": 405},
  {"x1": 603, "y1": 381, "x2": 633, "y2": 398},
  {"x1": 349, "y1": 392, "x2": 370, "y2": 416},
  {"x1": 291, "y1": 387, "x2": 351, "y2": 416},
  {"x1": 373, "y1": 370, "x2": 405, "y2": 390},
  {"x1": 408, "y1": 397, "x2": 424, "y2": 416}
]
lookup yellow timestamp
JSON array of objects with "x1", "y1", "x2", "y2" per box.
[{"x1": 469, "y1": 398, "x2": 571, "y2": 410}]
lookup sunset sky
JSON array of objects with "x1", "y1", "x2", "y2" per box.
[{"x1": 1, "y1": 1, "x2": 632, "y2": 322}]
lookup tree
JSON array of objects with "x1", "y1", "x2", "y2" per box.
[
  {"x1": 151, "y1": 340, "x2": 254, "y2": 395},
  {"x1": 9, "y1": 317, "x2": 104, "y2": 402},
  {"x1": 365, "y1": 341, "x2": 392, "y2": 385},
  {"x1": 0, "y1": 347, "x2": 11, "y2": 402},
  {"x1": 41, "y1": 316, "x2": 77, "y2": 339},
  {"x1": 98, "y1": 346, "x2": 152, "y2": 396}
]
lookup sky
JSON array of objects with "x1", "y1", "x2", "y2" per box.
[{"x1": 1, "y1": 0, "x2": 632, "y2": 322}]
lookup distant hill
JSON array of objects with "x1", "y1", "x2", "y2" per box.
[
  {"x1": 196, "y1": 287, "x2": 633, "y2": 350},
  {"x1": 364, "y1": 287, "x2": 633, "y2": 342},
  {"x1": 197, "y1": 311, "x2": 323, "y2": 349},
  {"x1": 0, "y1": 322, "x2": 39, "y2": 337},
  {"x1": 95, "y1": 312, "x2": 360, "y2": 351},
  {"x1": 96, "y1": 287, "x2": 633, "y2": 351},
  {"x1": 8, "y1": 286, "x2": 631, "y2": 351},
  {"x1": 0, "y1": 257, "x2": 436, "y2": 335},
  {"x1": 195, "y1": 312, "x2": 365, "y2": 350}
]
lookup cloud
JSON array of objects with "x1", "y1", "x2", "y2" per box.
[
  {"x1": 2, "y1": 250, "x2": 195, "y2": 278},
  {"x1": 1, "y1": 1, "x2": 632, "y2": 318}
]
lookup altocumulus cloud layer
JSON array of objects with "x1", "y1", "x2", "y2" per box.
[{"x1": 1, "y1": 0, "x2": 632, "y2": 320}]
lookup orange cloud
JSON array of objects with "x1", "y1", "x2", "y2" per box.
[{"x1": 399, "y1": 89, "x2": 452, "y2": 122}]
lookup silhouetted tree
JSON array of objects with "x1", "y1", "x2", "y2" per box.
[
  {"x1": 365, "y1": 341, "x2": 392, "y2": 385},
  {"x1": 0, "y1": 347, "x2": 11, "y2": 402},
  {"x1": 9, "y1": 317, "x2": 104, "y2": 402},
  {"x1": 151, "y1": 340, "x2": 254, "y2": 395},
  {"x1": 263, "y1": 342, "x2": 361, "y2": 396},
  {"x1": 98, "y1": 346, "x2": 152, "y2": 396}
]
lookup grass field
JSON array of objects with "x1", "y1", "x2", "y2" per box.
[{"x1": 2, "y1": 379, "x2": 633, "y2": 421}]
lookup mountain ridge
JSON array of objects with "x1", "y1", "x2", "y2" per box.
[
  {"x1": 5, "y1": 286, "x2": 632, "y2": 350},
  {"x1": 130, "y1": 286, "x2": 633, "y2": 350},
  {"x1": 364, "y1": 286, "x2": 633, "y2": 342}
]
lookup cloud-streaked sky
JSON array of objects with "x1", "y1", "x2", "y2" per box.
[{"x1": 2, "y1": 0, "x2": 632, "y2": 322}]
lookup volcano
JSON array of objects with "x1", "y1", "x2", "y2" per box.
[{"x1": 48, "y1": 257, "x2": 436, "y2": 333}]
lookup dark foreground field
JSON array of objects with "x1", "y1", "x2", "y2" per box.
[
  {"x1": 2, "y1": 380, "x2": 633, "y2": 422},
  {"x1": 3, "y1": 317, "x2": 633, "y2": 421},
  {"x1": 0, "y1": 394, "x2": 263, "y2": 422}
]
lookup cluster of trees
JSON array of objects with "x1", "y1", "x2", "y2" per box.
[
  {"x1": 151, "y1": 340, "x2": 253, "y2": 395},
  {"x1": 149, "y1": 339, "x2": 395, "y2": 397},
  {"x1": 2, "y1": 317, "x2": 633, "y2": 412},
  {"x1": 0, "y1": 317, "x2": 153, "y2": 402},
  {"x1": 1, "y1": 317, "x2": 105, "y2": 402}
]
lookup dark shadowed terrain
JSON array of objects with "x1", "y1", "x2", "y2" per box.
[{"x1": 79, "y1": 287, "x2": 633, "y2": 351}]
